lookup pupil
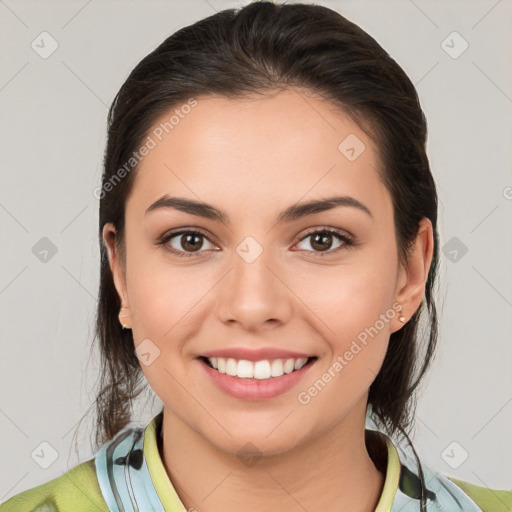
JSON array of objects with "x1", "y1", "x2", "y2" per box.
[
  {"x1": 182, "y1": 233, "x2": 202, "y2": 252},
  {"x1": 311, "y1": 233, "x2": 332, "y2": 251}
]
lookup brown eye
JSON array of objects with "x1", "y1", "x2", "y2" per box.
[
  {"x1": 179, "y1": 233, "x2": 204, "y2": 252},
  {"x1": 295, "y1": 228, "x2": 354, "y2": 256},
  {"x1": 310, "y1": 232, "x2": 335, "y2": 251},
  {"x1": 160, "y1": 230, "x2": 217, "y2": 257}
]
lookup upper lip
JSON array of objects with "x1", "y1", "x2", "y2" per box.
[{"x1": 200, "y1": 347, "x2": 314, "y2": 362}]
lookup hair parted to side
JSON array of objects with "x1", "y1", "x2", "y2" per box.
[{"x1": 93, "y1": 0, "x2": 439, "y2": 449}]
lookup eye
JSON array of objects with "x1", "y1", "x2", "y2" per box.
[
  {"x1": 294, "y1": 228, "x2": 355, "y2": 256},
  {"x1": 158, "y1": 230, "x2": 217, "y2": 258}
]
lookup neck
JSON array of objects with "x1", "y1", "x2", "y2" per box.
[{"x1": 159, "y1": 401, "x2": 385, "y2": 512}]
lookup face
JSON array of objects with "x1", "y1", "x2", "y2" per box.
[{"x1": 103, "y1": 88, "x2": 432, "y2": 456}]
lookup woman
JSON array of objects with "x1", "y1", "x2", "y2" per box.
[{"x1": 1, "y1": 1, "x2": 510, "y2": 511}]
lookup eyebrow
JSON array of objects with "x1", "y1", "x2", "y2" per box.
[{"x1": 144, "y1": 194, "x2": 373, "y2": 223}]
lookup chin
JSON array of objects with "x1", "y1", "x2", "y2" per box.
[{"x1": 203, "y1": 418, "x2": 308, "y2": 459}]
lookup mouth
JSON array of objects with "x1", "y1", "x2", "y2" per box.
[
  {"x1": 199, "y1": 355, "x2": 317, "y2": 379},
  {"x1": 197, "y1": 355, "x2": 318, "y2": 400}
]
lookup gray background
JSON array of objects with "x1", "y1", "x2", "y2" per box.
[{"x1": 1, "y1": 0, "x2": 511, "y2": 501}]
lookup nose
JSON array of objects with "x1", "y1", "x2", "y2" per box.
[{"x1": 215, "y1": 241, "x2": 294, "y2": 332}]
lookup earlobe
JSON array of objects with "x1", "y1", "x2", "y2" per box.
[{"x1": 118, "y1": 306, "x2": 132, "y2": 330}]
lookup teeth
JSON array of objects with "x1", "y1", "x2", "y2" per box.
[
  {"x1": 284, "y1": 359, "x2": 295, "y2": 373},
  {"x1": 254, "y1": 360, "x2": 271, "y2": 379},
  {"x1": 226, "y1": 358, "x2": 237, "y2": 376},
  {"x1": 206, "y1": 357, "x2": 309, "y2": 379},
  {"x1": 271, "y1": 359, "x2": 284, "y2": 377},
  {"x1": 237, "y1": 359, "x2": 254, "y2": 378}
]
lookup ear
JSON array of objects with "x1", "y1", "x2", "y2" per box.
[
  {"x1": 392, "y1": 217, "x2": 435, "y2": 333},
  {"x1": 102, "y1": 222, "x2": 132, "y2": 329}
]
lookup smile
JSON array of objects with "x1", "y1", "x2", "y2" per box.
[
  {"x1": 203, "y1": 356, "x2": 311, "y2": 379},
  {"x1": 198, "y1": 355, "x2": 317, "y2": 400}
]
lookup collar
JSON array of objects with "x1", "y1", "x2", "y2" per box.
[{"x1": 94, "y1": 412, "x2": 484, "y2": 512}]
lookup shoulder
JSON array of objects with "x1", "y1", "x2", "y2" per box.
[
  {"x1": 0, "y1": 459, "x2": 109, "y2": 512},
  {"x1": 447, "y1": 476, "x2": 512, "y2": 512},
  {"x1": 373, "y1": 426, "x2": 512, "y2": 512}
]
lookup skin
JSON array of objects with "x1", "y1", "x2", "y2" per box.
[{"x1": 103, "y1": 88, "x2": 434, "y2": 512}]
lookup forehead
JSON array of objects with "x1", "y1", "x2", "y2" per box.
[{"x1": 126, "y1": 89, "x2": 390, "y2": 221}]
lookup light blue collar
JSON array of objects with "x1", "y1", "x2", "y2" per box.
[{"x1": 94, "y1": 419, "x2": 165, "y2": 511}]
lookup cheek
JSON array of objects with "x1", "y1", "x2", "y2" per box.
[
  {"x1": 126, "y1": 245, "x2": 214, "y2": 341},
  {"x1": 126, "y1": 260, "x2": 210, "y2": 416},
  {"x1": 125, "y1": 254, "x2": 223, "y2": 406},
  {"x1": 294, "y1": 271, "x2": 394, "y2": 419},
  {"x1": 289, "y1": 251, "x2": 396, "y2": 393},
  {"x1": 293, "y1": 256, "x2": 397, "y2": 345}
]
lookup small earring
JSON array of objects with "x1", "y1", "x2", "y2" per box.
[
  {"x1": 119, "y1": 306, "x2": 131, "y2": 330},
  {"x1": 398, "y1": 304, "x2": 406, "y2": 324}
]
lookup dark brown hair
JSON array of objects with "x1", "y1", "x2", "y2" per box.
[{"x1": 93, "y1": 0, "x2": 439, "y2": 452}]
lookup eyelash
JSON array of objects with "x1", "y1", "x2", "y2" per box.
[{"x1": 157, "y1": 227, "x2": 356, "y2": 258}]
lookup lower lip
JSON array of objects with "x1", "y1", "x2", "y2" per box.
[{"x1": 198, "y1": 358, "x2": 316, "y2": 400}]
